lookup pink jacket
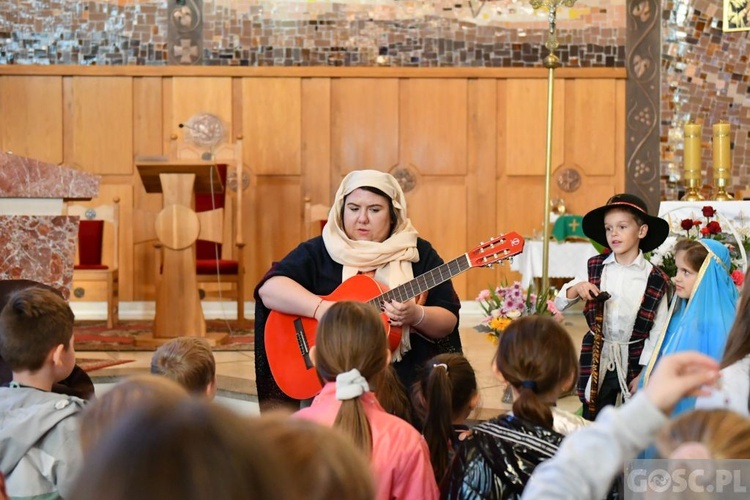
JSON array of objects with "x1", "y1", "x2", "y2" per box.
[{"x1": 296, "y1": 382, "x2": 438, "y2": 500}]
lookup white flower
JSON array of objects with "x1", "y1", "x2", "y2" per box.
[{"x1": 506, "y1": 309, "x2": 522, "y2": 319}]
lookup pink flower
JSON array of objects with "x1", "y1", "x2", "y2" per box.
[
  {"x1": 476, "y1": 289, "x2": 491, "y2": 301},
  {"x1": 732, "y1": 270, "x2": 745, "y2": 288}
]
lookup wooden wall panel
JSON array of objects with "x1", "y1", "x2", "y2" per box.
[
  {"x1": 0, "y1": 69, "x2": 627, "y2": 302},
  {"x1": 504, "y1": 79, "x2": 565, "y2": 177},
  {"x1": 401, "y1": 79, "x2": 468, "y2": 176},
  {"x1": 242, "y1": 78, "x2": 301, "y2": 176},
  {"x1": 407, "y1": 176, "x2": 469, "y2": 296},
  {"x1": 252, "y1": 176, "x2": 304, "y2": 278},
  {"x1": 0, "y1": 76, "x2": 63, "y2": 164},
  {"x1": 566, "y1": 79, "x2": 617, "y2": 176},
  {"x1": 466, "y1": 79, "x2": 500, "y2": 299},
  {"x1": 70, "y1": 77, "x2": 133, "y2": 175},
  {"x1": 169, "y1": 77, "x2": 233, "y2": 143},
  {"x1": 302, "y1": 78, "x2": 332, "y2": 209},
  {"x1": 331, "y1": 78, "x2": 399, "y2": 178}
]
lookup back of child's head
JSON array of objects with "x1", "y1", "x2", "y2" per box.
[
  {"x1": 259, "y1": 414, "x2": 374, "y2": 500},
  {"x1": 415, "y1": 353, "x2": 478, "y2": 480},
  {"x1": 657, "y1": 409, "x2": 750, "y2": 459},
  {"x1": 315, "y1": 301, "x2": 389, "y2": 454},
  {"x1": 0, "y1": 287, "x2": 74, "y2": 372},
  {"x1": 495, "y1": 315, "x2": 578, "y2": 429},
  {"x1": 80, "y1": 374, "x2": 189, "y2": 455},
  {"x1": 74, "y1": 398, "x2": 299, "y2": 500},
  {"x1": 673, "y1": 239, "x2": 708, "y2": 272},
  {"x1": 150, "y1": 336, "x2": 216, "y2": 396},
  {"x1": 722, "y1": 265, "x2": 750, "y2": 370}
]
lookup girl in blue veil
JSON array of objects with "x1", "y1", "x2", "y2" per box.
[{"x1": 640, "y1": 238, "x2": 739, "y2": 417}]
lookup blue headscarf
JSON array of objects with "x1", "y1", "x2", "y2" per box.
[{"x1": 642, "y1": 238, "x2": 739, "y2": 416}]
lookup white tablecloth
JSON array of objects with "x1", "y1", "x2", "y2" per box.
[{"x1": 510, "y1": 240, "x2": 599, "y2": 289}]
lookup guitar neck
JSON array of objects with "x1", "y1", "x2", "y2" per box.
[{"x1": 366, "y1": 254, "x2": 471, "y2": 306}]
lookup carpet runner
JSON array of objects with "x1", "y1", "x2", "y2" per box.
[{"x1": 74, "y1": 319, "x2": 254, "y2": 351}]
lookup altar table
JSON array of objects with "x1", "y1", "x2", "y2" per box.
[{"x1": 510, "y1": 239, "x2": 599, "y2": 289}]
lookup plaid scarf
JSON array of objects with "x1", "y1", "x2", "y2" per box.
[{"x1": 577, "y1": 254, "x2": 670, "y2": 403}]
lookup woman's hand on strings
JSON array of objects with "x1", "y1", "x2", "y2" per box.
[{"x1": 381, "y1": 299, "x2": 420, "y2": 327}]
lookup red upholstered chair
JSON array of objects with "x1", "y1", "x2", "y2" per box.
[
  {"x1": 194, "y1": 164, "x2": 246, "y2": 327},
  {"x1": 67, "y1": 197, "x2": 120, "y2": 328}
]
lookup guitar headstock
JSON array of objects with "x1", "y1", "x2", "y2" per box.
[{"x1": 468, "y1": 232, "x2": 525, "y2": 268}]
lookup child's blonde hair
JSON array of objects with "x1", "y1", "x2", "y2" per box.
[
  {"x1": 150, "y1": 336, "x2": 216, "y2": 395},
  {"x1": 657, "y1": 409, "x2": 750, "y2": 459},
  {"x1": 314, "y1": 301, "x2": 390, "y2": 454},
  {"x1": 80, "y1": 375, "x2": 189, "y2": 454}
]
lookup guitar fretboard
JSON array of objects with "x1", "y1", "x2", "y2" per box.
[{"x1": 365, "y1": 254, "x2": 471, "y2": 307}]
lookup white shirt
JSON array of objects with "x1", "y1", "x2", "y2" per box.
[
  {"x1": 695, "y1": 355, "x2": 750, "y2": 416},
  {"x1": 555, "y1": 251, "x2": 669, "y2": 402}
]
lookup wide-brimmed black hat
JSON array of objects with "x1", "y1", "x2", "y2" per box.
[{"x1": 582, "y1": 193, "x2": 669, "y2": 253}]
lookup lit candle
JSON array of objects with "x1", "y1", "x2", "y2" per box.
[
  {"x1": 683, "y1": 123, "x2": 702, "y2": 181},
  {"x1": 713, "y1": 122, "x2": 731, "y2": 180}
]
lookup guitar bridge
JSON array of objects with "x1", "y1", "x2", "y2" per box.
[{"x1": 294, "y1": 317, "x2": 314, "y2": 370}]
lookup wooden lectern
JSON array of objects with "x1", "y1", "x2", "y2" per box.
[{"x1": 135, "y1": 160, "x2": 228, "y2": 346}]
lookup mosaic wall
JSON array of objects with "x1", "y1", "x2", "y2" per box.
[
  {"x1": 661, "y1": 0, "x2": 750, "y2": 199},
  {"x1": 0, "y1": 0, "x2": 626, "y2": 67}
]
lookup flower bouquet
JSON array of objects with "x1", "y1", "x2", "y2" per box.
[
  {"x1": 649, "y1": 205, "x2": 748, "y2": 288},
  {"x1": 474, "y1": 282, "x2": 564, "y2": 402}
]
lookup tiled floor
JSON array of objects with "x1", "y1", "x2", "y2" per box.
[{"x1": 81, "y1": 305, "x2": 588, "y2": 419}]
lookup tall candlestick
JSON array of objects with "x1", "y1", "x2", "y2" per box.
[
  {"x1": 682, "y1": 122, "x2": 704, "y2": 201},
  {"x1": 712, "y1": 121, "x2": 733, "y2": 200}
]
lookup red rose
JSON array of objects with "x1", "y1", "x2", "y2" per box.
[
  {"x1": 732, "y1": 270, "x2": 745, "y2": 288},
  {"x1": 693, "y1": 221, "x2": 701, "y2": 226},
  {"x1": 707, "y1": 221, "x2": 722, "y2": 234},
  {"x1": 681, "y1": 219, "x2": 694, "y2": 231},
  {"x1": 700, "y1": 227, "x2": 710, "y2": 235},
  {"x1": 702, "y1": 206, "x2": 716, "y2": 217}
]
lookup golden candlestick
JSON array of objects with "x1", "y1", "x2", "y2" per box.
[
  {"x1": 681, "y1": 122, "x2": 704, "y2": 201},
  {"x1": 712, "y1": 122, "x2": 733, "y2": 201},
  {"x1": 530, "y1": 0, "x2": 576, "y2": 293}
]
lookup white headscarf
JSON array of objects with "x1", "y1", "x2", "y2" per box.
[{"x1": 322, "y1": 170, "x2": 420, "y2": 360}]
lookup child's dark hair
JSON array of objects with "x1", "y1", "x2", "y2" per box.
[
  {"x1": 604, "y1": 205, "x2": 645, "y2": 226},
  {"x1": 674, "y1": 239, "x2": 708, "y2": 273},
  {"x1": 315, "y1": 301, "x2": 389, "y2": 454},
  {"x1": 722, "y1": 265, "x2": 750, "y2": 375},
  {"x1": 494, "y1": 315, "x2": 578, "y2": 429},
  {"x1": 416, "y1": 353, "x2": 477, "y2": 481},
  {"x1": 0, "y1": 287, "x2": 74, "y2": 371}
]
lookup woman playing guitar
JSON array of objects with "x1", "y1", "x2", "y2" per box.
[{"x1": 255, "y1": 170, "x2": 462, "y2": 412}]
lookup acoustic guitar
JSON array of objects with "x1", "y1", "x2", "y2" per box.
[{"x1": 265, "y1": 232, "x2": 525, "y2": 400}]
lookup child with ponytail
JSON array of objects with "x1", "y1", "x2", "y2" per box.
[
  {"x1": 295, "y1": 301, "x2": 438, "y2": 500},
  {"x1": 412, "y1": 353, "x2": 479, "y2": 483},
  {"x1": 442, "y1": 315, "x2": 587, "y2": 499}
]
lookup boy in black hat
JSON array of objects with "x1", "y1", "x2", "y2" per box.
[{"x1": 554, "y1": 193, "x2": 671, "y2": 420}]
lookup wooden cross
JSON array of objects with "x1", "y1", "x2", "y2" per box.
[{"x1": 133, "y1": 162, "x2": 229, "y2": 347}]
